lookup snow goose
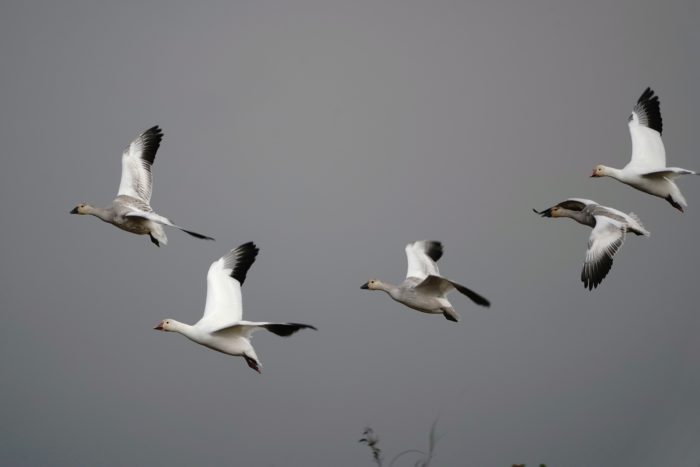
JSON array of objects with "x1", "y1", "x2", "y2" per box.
[
  {"x1": 154, "y1": 242, "x2": 316, "y2": 373},
  {"x1": 70, "y1": 126, "x2": 214, "y2": 246},
  {"x1": 591, "y1": 88, "x2": 698, "y2": 212},
  {"x1": 534, "y1": 198, "x2": 650, "y2": 290},
  {"x1": 361, "y1": 240, "x2": 490, "y2": 322}
]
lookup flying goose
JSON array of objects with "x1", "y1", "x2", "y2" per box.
[
  {"x1": 361, "y1": 240, "x2": 490, "y2": 322},
  {"x1": 534, "y1": 198, "x2": 650, "y2": 290},
  {"x1": 154, "y1": 242, "x2": 316, "y2": 373},
  {"x1": 70, "y1": 126, "x2": 214, "y2": 246},
  {"x1": 591, "y1": 88, "x2": 698, "y2": 212}
]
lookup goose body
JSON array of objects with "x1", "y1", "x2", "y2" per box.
[
  {"x1": 361, "y1": 240, "x2": 490, "y2": 322},
  {"x1": 591, "y1": 88, "x2": 698, "y2": 212},
  {"x1": 155, "y1": 242, "x2": 316, "y2": 373},
  {"x1": 535, "y1": 198, "x2": 650, "y2": 289},
  {"x1": 71, "y1": 126, "x2": 214, "y2": 245}
]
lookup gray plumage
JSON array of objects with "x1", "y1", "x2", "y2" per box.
[
  {"x1": 535, "y1": 198, "x2": 649, "y2": 290},
  {"x1": 70, "y1": 126, "x2": 214, "y2": 246},
  {"x1": 361, "y1": 240, "x2": 490, "y2": 322}
]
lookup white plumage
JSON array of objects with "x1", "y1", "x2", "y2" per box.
[
  {"x1": 155, "y1": 243, "x2": 316, "y2": 373},
  {"x1": 591, "y1": 88, "x2": 698, "y2": 212}
]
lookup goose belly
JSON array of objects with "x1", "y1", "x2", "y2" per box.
[
  {"x1": 114, "y1": 216, "x2": 152, "y2": 235},
  {"x1": 624, "y1": 175, "x2": 671, "y2": 198},
  {"x1": 395, "y1": 293, "x2": 444, "y2": 314},
  {"x1": 199, "y1": 335, "x2": 250, "y2": 357}
]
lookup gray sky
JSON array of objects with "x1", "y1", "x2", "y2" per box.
[{"x1": 1, "y1": 0, "x2": 699, "y2": 465}]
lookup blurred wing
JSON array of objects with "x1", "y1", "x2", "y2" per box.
[
  {"x1": 625, "y1": 88, "x2": 666, "y2": 171},
  {"x1": 448, "y1": 280, "x2": 490, "y2": 307},
  {"x1": 641, "y1": 167, "x2": 697, "y2": 179},
  {"x1": 117, "y1": 126, "x2": 163, "y2": 203},
  {"x1": 124, "y1": 208, "x2": 170, "y2": 225},
  {"x1": 414, "y1": 275, "x2": 453, "y2": 295},
  {"x1": 405, "y1": 240, "x2": 442, "y2": 280},
  {"x1": 124, "y1": 208, "x2": 215, "y2": 240},
  {"x1": 212, "y1": 321, "x2": 317, "y2": 338},
  {"x1": 581, "y1": 217, "x2": 626, "y2": 290},
  {"x1": 196, "y1": 243, "x2": 259, "y2": 332},
  {"x1": 414, "y1": 275, "x2": 490, "y2": 307}
]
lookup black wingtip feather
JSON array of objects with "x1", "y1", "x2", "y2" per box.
[
  {"x1": 581, "y1": 255, "x2": 613, "y2": 290},
  {"x1": 423, "y1": 241, "x2": 443, "y2": 262},
  {"x1": 180, "y1": 228, "x2": 215, "y2": 241},
  {"x1": 226, "y1": 242, "x2": 259, "y2": 285},
  {"x1": 138, "y1": 125, "x2": 163, "y2": 165},
  {"x1": 631, "y1": 87, "x2": 662, "y2": 134},
  {"x1": 581, "y1": 230, "x2": 624, "y2": 290},
  {"x1": 451, "y1": 282, "x2": 491, "y2": 307},
  {"x1": 262, "y1": 323, "x2": 318, "y2": 337}
]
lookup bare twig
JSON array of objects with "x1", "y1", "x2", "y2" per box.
[
  {"x1": 388, "y1": 449, "x2": 427, "y2": 467},
  {"x1": 359, "y1": 427, "x2": 383, "y2": 466},
  {"x1": 362, "y1": 419, "x2": 442, "y2": 467}
]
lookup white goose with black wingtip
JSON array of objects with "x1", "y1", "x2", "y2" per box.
[
  {"x1": 154, "y1": 242, "x2": 316, "y2": 373},
  {"x1": 534, "y1": 198, "x2": 650, "y2": 290},
  {"x1": 591, "y1": 88, "x2": 698, "y2": 212},
  {"x1": 361, "y1": 240, "x2": 490, "y2": 322},
  {"x1": 70, "y1": 126, "x2": 214, "y2": 246}
]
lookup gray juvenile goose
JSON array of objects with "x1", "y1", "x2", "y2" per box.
[
  {"x1": 534, "y1": 198, "x2": 650, "y2": 290},
  {"x1": 70, "y1": 126, "x2": 214, "y2": 246},
  {"x1": 361, "y1": 240, "x2": 490, "y2": 322}
]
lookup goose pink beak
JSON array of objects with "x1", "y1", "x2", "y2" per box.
[{"x1": 154, "y1": 322, "x2": 164, "y2": 330}]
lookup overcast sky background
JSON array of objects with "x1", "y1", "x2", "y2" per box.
[{"x1": 1, "y1": 1, "x2": 699, "y2": 466}]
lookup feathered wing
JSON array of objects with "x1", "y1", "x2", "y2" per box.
[
  {"x1": 405, "y1": 240, "x2": 442, "y2": 280},
  {"x1": 414, "y1": 275, "x2": 490, "y2": 307},
  {"x1": 195, "y1": 243, "x2": 259, "y2": 332},
  {"x1": 117, "y1": 126, "x2": 163, "y2": 203},
  {"x1": 625, "y1": 88, "x2": 666, "y2": 171},
  {"x1": 626, "y1": 212, "x2": 651, "y2": 236},
  {"x1": 123, "y1": 208, "x2": 214, "y2": 240},
  {"x1": 590, "y1": 205, "x2": 650, "y2": 237},
  {"x1": 413, "y1": 275, "x2": 452, "y2": 295},
  {"x1": 212, "y1": 321, "x2": 317, "y2": 338},
  {"x1": 446, "y1": 280, "x2": 490, "y2": 306},
  {"x1": 641, "y1": 167, "x2": 698, "y2": 179},
  {"x1": 581, "y1": 217, "x2": 626, "y2": 290}
]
